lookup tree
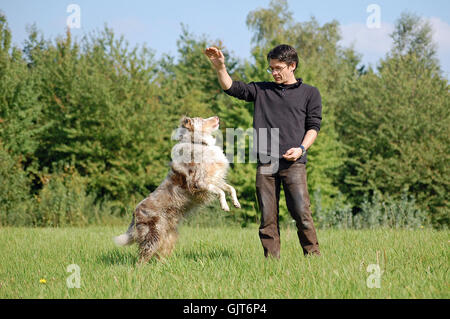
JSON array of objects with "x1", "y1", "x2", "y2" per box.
[
  {"x1": 17, "y1": 25, "x2": 172, "y2": 211},
  {"x1": 0, "y1": 17, "x2": 46, "y2": 178},
  {"x1": 336, "y1": 12, "x2": 449, "y2": 227}
]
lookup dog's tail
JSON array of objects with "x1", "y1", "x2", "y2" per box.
[
  {"x1": 113, "y1": 215, "x2": 136, "y2": 246},
  {"x1": 113, "y1": 233, "x2": 133, "y2": 246}
]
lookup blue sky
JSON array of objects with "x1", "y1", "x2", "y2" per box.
[{"x1": 1, "y1": 0, "x2": 449, "y2": 77}]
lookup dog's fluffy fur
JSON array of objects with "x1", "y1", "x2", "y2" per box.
[{"x1": 113, "y1": 116, "x2": 240, "y2": 264}]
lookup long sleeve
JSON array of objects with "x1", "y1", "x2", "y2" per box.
[
  {"x1": 223, "y1": 80, "x2": 257, "y2": 102},
  {"x1": 305, "y1": 87, "x2": 322, "y2": 132}
]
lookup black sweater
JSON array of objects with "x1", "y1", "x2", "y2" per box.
[{"x1": 224, "y1": 78, "x2": 322, "y2": 164}]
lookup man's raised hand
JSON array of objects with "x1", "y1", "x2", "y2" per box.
[
  {"x1": 205, "y1": 47, "x2": 226, "y2": 71},
  {"x1": 205, "y1": 46, "x2": 232, "y2": 90}
]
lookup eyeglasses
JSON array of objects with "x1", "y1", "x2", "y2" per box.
[{"x1": 267, "y1": 65, "x2": 287, "y2": 74}]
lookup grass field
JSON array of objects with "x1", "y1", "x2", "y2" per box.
[{"x1": 0, "y1": 225, "x2": 448, "y2": 299}]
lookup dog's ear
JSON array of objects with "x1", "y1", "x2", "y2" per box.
[{"x1": 180, "y1": 116, "x2": 193, "y2": 131}]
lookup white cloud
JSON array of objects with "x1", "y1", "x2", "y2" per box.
[
  {"x1": 339, "y1": 18, "x2": 450, "y2": 76},
  {"x1": 427, "y1": 16, "x2": 450, "y2": 54},
  {"x1": 339, "y1": 22, "x2": 394, "y2": 55}
]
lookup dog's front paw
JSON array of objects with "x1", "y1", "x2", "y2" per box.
[
  {"x1": 221, "y1": 202, "x2": 230, "y2": 212},
  {"x1": 233, "y1": 201, "x2": 241, "y2": 209}
]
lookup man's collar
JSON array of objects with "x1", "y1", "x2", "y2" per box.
[{"x1": 276, "y1": 78, "x2": 303, "y2": 89}]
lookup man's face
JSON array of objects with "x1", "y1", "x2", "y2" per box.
[{"x1": 268, "y1": 59, "x2": 296, "y2": 84}]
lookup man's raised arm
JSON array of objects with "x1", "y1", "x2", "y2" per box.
[{"x1": 204, "y1": 47, "x2": 232, "y2": 90}]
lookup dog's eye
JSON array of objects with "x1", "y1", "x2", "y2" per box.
[{"x1": 183, "y1": 118, "x2": 193, "y2": 128}]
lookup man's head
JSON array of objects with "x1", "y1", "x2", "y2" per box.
[{"x1": 267, "y1": 44, "x2": 299, "y2": 84}]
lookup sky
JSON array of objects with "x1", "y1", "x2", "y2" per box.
[{"x1": 1, "y1": 0, "x2": 450, "y2": 77}]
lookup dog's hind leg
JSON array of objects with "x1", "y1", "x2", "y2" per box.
[
  {"x1": 138, "y1": 246, "x2": 158, "y2": 265},
  {"x1": 135, "y1": 214, "x2": 161, "y2": 265},
  {"x1": 137, "y1": 233, "x2": 161, "y2": 265},
  {"x1": 157, "y1": 228, "x2": 178, "y2": 259}
]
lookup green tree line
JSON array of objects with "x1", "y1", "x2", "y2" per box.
[{"x1": 0, "y1": 0, "x2": 448, "y2": 228}]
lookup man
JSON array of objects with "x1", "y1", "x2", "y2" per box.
[{"x1": 205, "y1": 44, "x2": 321, "y2": 258}]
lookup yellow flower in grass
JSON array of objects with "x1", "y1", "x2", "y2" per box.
[{"x1": 39, "y1": 278, "x2": 47, "y2": 284}]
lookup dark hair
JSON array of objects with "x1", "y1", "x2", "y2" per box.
[{"x1": 267, "y1": 44, "x2": 299, "y2": 71}]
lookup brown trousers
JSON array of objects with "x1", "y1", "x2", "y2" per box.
[{"x1": 256, "y1": 160, "x2": 320, "y2": 258}]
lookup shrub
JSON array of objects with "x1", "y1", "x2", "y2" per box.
[
  {"x1": 0, "y1": 144, "x2": 35, "y2": 226},
  {"x1": 314, "y1": 189, "x2": 430, "y2": 229},
  {"x1": 33, "y1": 165, "x2": 122, "y2": 227}
]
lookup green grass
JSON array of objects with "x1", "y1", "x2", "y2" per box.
[{"x1": 0, "y1": 225, "x2": 448, "y2": 298}]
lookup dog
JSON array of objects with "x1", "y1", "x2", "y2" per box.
[{"x1": 113, "y1": 115, "x2": 240, "y2": 264}]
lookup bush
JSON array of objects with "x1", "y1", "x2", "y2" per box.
[
  {"x1": 315, "y1": 189, "x2": 430, "y2": 229},
  {"x1": 355, "y1": 190, "x2": 431, "y2": 229},
  {"x1": 33, "y1": 165, "x2": 123, "y2": 227},
  {"x1": 0, "y1": 144, "x2": 35, "y2": 226},
  {"x1": 314, "y1": 189, "x2": 353, "y2": 229}
]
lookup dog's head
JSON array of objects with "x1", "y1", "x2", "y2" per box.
[
  {"x1": 180, "y1": 116, "x2": 220, "y2": 134},
  {"x1": 172, "y1": 116, "x2": 220, "y2": 145}
]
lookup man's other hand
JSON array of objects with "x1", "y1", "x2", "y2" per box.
[{"x1": 282, "y1": 147, "x2": 303, "y2": 161}]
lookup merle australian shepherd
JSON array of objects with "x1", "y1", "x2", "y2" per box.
[{"x1": 113, "y1": 116, "x2": 240, "y2": 264}]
